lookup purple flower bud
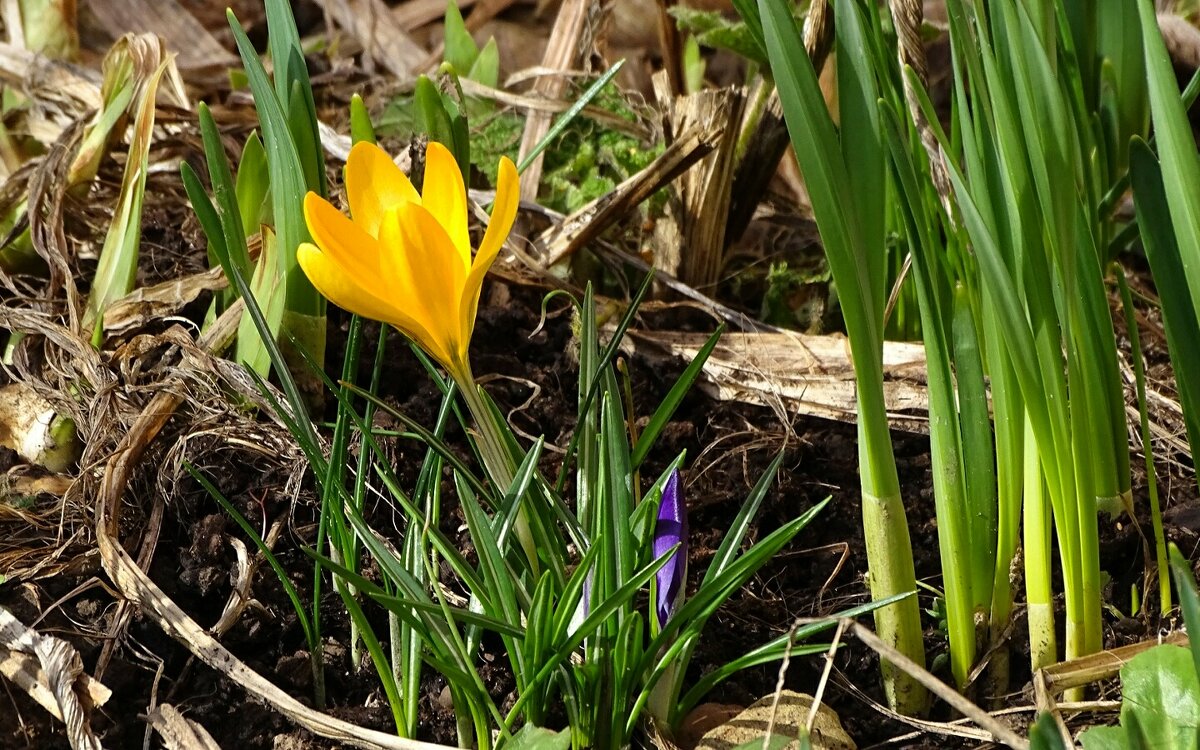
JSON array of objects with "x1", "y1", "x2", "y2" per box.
[{"x1": 653, "y1": 469, "x2": 688, "y2": 628}]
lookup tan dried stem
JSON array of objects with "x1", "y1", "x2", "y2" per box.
[
  {"x1": 516, "y1": 0, "x2": 605, "y2": 207},
  {"x1": 888, "y1": 0, "x2": 953, "y2": 214}
]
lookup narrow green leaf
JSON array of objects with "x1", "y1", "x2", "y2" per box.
[
  {"x1": 180, "y1": 162, "x2": 229, "y2": 277},
  {"x1": 443, "y1": 0, "x2": 479, "y2": 75},
  {"x1": 338, "y1": 590, "x2": 406, "y2": 734},
  {"x1": 235, "y1": 131, "x2": 270, "y2": 239},
  {"x1": 1168, "y1": 544, "x2": 1200, "y2": 680},
  {"x1": 226, "y1": 258, "x2": 319, "y2": 454},
  {"x1": 238, "y1": 229, "x2": 286, "y2": 376},
  {"x1": 1137, "y1": 0, "x2": 1200, "y2": 321},
  {"x1": 350, "y1": 93, "x2": 377, "y2": 145},
  {"x1": 414, "y1": 75, "x2": 457, "y2": 152},
  {"x1": 631, "y1": 325, "x2": 723, "y2": 468},
  {"x1": 516, "y1": 61, "x2": 625, "y2": 175},
  {"x1": 1129, "y1": 140, "x2": 1200, "y2": 457},
  {"x1": 288, "y1": 77, "x2": 326, "y2": 198},
  {"x1": 197, "y1": 102, "x2": 252, "y2": 280},
  {"x1": 227, "y1": 9, "x2": 313, "y2": 315},
  {"x1": 505, "y1": 550, "x2": 674, "y2": 723},
  {"x1": 468, "y1": 37, "x2": 500, "y2": 88},
  {"x1": 702, "y1": 450, "x2": 785, "y2": 585},
  {"x1": 342, "y1": 381, "x2": 493, "y2": 501},
  {"x1": 460, "y1": 480, "x2": 528, "y2": 627},
  {"x1": 952, "y1": 284, "x2": 996, "y2": 609},
  {"x1": 186, "y1": 463, "x2": 314, "y2": 647},
  {"x1": 550, "y1": 542, "x2": 602, "y2": 642},
  {"x1": 263, "y1": 0, "x2": 304, "y2": 106}
]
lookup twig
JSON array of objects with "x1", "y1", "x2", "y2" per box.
[
  {"x1": 536, "y1": 123, "x2": 720, "y2": 266},
  {"x1": 806, "y1": 619, "x2": 848, "y2": 735},
  {"x1": 515, "y1": 0, "x2": 595, "y2": 199}
]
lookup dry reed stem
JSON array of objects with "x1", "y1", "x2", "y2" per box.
[{"x1": 515, "y1": 0, "x2": 599, "y2": 204}]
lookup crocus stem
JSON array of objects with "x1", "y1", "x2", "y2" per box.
[
  {"x1": 1023, "y1": 417, "x2": 1056, "y2": 671},
  {"x1": 454, "y1": 367, "x2": 540, "y2": 573},
  {"x1": 858, "y1": 380, "x2": 928, "y2": 716}
]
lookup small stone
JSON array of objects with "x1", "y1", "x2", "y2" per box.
[
  {"x1": 694, "y1": 691, "x2": 855, "y2": 750},
  {"x1": 677, "y1": 703, "x2": 745, "y2": 749}
]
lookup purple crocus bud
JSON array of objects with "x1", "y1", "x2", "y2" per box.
[{"x1": 653, "y1": 469, "x2": 688, "y2": 628}]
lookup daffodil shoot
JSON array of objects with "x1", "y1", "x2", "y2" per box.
[{"x1": 297, "y1": 140, "x2": 518, "y2": 383}]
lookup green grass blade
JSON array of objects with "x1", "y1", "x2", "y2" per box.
[
  {"x1": 1115, "y1": 268, "x2": 1170, "y2": 613},
  {"x1": 179, "y1": 162, "x2": 229, "y2": 276},
  {"x1": 443, "y1": 0, "x2": 479, "y2": 74},
  {"x1": 307, "y1": 549, "x2": 524, "y2": 638},
  {"x1": 881, "y1": 100, "x2": 976, "y2": 688},
  {"x1": 503, "y1": 548, "x2": 674, "y2": 726},
  {"x1": 557, "y1": 274, "x2": 655, "y2": 494},
  {"x1": 1129, "y1": 140, "x2": 1200, "y2": 459},
  {"x1": 227, "y1": 9, "x2": 313, "y2": 315},
  {"x1": 516, "y1": 61, "x2": 626, "y2": 175},
  {"x1": 1137, "y1": 0, "x2": 1200, "y2": 320},
  {"x1": 235, "y1": 131, "x2": 270, "y2": 238},
  {"x1": 702, "y1": 449, "x2": 784, "y2": 586},
  {"x1": 186, "y1": 463, "x2": 314, "y2": 647},
  {"x1": 1168, "y1": 544, "x2": 1200, "y2": 679},
  {"x1": 952, "y1": 285, "x2": 996, "y2": 611},
  {"x1": 350, "y1": 94, "x2": 377, "y2": 145},
  {"x1": 197, "y1": 102, "x2": 252, "y2": 278},
  {"x1": 336, "y1": 587, "x2": 405, "y2": 733},
  {"x1": 631, "y1": 325, "x2": 722, "y2": 468},
  {"x1": 460, "y1": 481, "x2": 528, "y2": 627}
]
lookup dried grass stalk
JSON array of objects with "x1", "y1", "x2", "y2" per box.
[{"x1": 0, "y1": 605, "x2": 109, "y2": 750}]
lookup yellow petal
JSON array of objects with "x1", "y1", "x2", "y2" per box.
[
  {"x1": 474, "y1": 156, "x2": 519, "y2": 273},
  {"x1": 303, "y1": 193, "x2": 397, "y2": 302},
  {"x1": 300, "y1": 242, "x2": 453, "y2": 369},
  {"x1": 457, "y1": 156, "x2": 519, "y2": 349},
  {"x1": 297, "y1": 243, "x2": 404, "y2": 325},
  {"x1": 420, "y1": 141, "x2": 471, "y2": 272},
  {"x1": 344, "y1": 141, "x2": 420, "y2": 238},
  {"x1": 379, "y1": 204, "x2": 467, "y2": 368}
]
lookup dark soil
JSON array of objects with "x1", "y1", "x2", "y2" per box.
[
  {"x1": 3, "y1": 6, "x2": 1200, "y2": 747},
  {"x1": 3, "y1": 272, "x2": 1195, "y2": 750}
]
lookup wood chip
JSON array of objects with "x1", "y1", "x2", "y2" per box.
[
  {"x1": 652, "y1": 72, "x2": 745, "y2": 289},
  {"x1": 625, "y1": 330, "x2": 930, "y2": 432},
  {"x1": 321, "y1": 0, "x2": 427, "y2": 79},
  {"x1": 84, "y1": 0, "x2": 235, "y2": 70}
]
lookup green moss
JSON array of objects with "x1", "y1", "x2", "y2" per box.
[{"x1": 378, "y1": 78, "x2": 659, "y2": 215}]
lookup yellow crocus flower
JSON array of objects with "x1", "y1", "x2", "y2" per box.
[{"x1": 297, "y1": 140, "x2": 518, "y2": 383}]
